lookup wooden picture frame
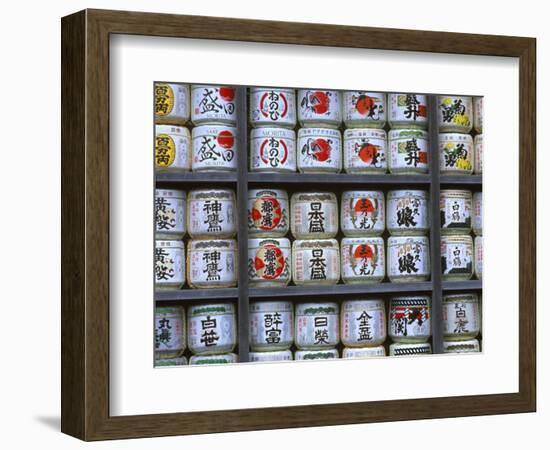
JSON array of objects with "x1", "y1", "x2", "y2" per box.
[{"x1": 61, "y1": 9, "x2": 536, "y2": 441}]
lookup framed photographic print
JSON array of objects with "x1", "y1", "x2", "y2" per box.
[{"x1": 61, "y1": 9, "x2": 536, "y2": 441}]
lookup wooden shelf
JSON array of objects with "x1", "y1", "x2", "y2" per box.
[
  {"x1": 155, "y1": 288, "x2": 239, "y2": 301},
  {"x1": 442, "y1": 280, "x2": 482, "y2": 291},
  {"x1": 440, "y1": 175, "x2": 482, "y2": 185},
  {"x1": 155, "y1": 280, "x2": 481, "y2": 302},
  {"x1": 153, "y1": 92, "x2": 483, "y2": 360},
  {"x1": 248, "y1": 172, "x2": 431, "y2": 185},
  {"x1": 155, "y1": 171, "x2": 237, "y2": 183},
  {"x1": 249, "y1": 282, "x2": 433, "y2": 298}
]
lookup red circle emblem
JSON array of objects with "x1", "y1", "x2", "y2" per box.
[
  {"x1": 354, "y1": 198, "x2": 375, "y2": 214},
  {"x1": 353, "y1": 244, "x2": 374, "y2": 259},
  {"x1": 310, "y1": 91, "x2": 329, "y2": 114},
  {"x1": 355, "y1": 94, "x2": 375, "y2": 115},
  {"x1": 219, "y1": 87, "x2": 235, "y2": 102},
  {"x1": 254, "y1": 244, "x2": 285, "y2": 279},
  {"x1": 251, "y1": 197, "x2": 282, "y2": 231},
  {"x1": 217, "y1": 130, "x2": 234, "y2": 149},
  {"x1": 311, "y1": 138, "x2": 331, "y2": 162},
  {"x1": 358, "y1": 143, "x2": 378, "y2": 164},
  {"x1": 259, "y1": 92, "x2": 289, "y2": 119}
]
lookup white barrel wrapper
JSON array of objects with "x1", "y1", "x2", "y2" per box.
[
  {"x1": 340, "y1": 237, "x2": 385, "y2": 284},
  {"x1": 442, "y1": 293, "x2": 481, "y2": 341},
  {"x1": 387, "y1": 190, "x2": 429, "y2": 235},
  {"x1": 387, "y1": 235, "x2": 430, "y2": 282},
  {"x1": 249, "y1": 88, "x2": 297, "y2": 128},
  {"x1": 388, "y1": 93, "x2": 428, "y2": 129},
  {"x1": 155, "y1": 82, "x2": 190, "y2": 124},
  {"x1": 249, "y1": 301, "x2": 294, "y2": 351},
  {"x1": 155, "y1": 306, "x2": 186, "y2": 358},
  {"x1": 341, "y1": 300, "x2": 386, "y2": 347},
  {"x1": 341, "y1": 190, "x2": 385, "y2": 236},
  {"x1": 155, "y1": 240, "x2": 185, "y2": 289},
  {"x1": 155, "y1": 125, "x2": 191, "y2": 171},
  {"x1": 187, "y1": 189, "x2": 236, "y2": 239},
  {"x1": 295, "y1": 302, "x2": 340, "y2": 349},
  {"x1": 187, "y1": 303, "x2": 237, "y2": 355},
  {"x1": 292, "y1": 239, "x2": 340, "y2": 286},
  {"x1": 248, "y1": 189, "x2": 289, "y2": 237},
  {"x1": 191, "y1": 85, "x2": 237, "y2": 125},
  {"x1": 155, "y1": 189, "x2": 186, "y2": 239}
]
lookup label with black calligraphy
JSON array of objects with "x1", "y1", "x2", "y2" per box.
[
  {"x1": 248, "y1": 239, "x2": 291, "y2": 286},
  {"x1": 155, "y1": 83, "x2": 189, "y2": 121},
  {"x1": 155, "y1": 307, "x2": 185, "y2": 354},
  {"x1": 341, "y1": 237, "x2": 385, "y2": 282},
  {"x1": 341, "y1": 300, "x2": 386, "y2": 347},
  {"x1": 295, "y1": 303, "x2": 340, "y2": 349},
  {"x1": 155, "y1": 190, "x2": 186, "y2": 238},
  {"x1": 249, "y1": 301, "x2": 293, "y2": 351},
  {"x1": 438, "y1": 96, "x2": 472, "y2": 132},
  {"x1": 155, "y1": 125, "x2": 191, "y2": 170},
  {"x1": 188, "y1": 240, "x2": 237, "y2": 288},
  {"x1": 389, "y1": 93, "x2": 428, "y2": 126},
  {"x1": 439, "y1": 133, "x2": 474, "y2": 174},
  {"x1": 188, "y1": 192, "x2": 236, "y2": 238},
  {"x1": 249, "y1": 89, "x2": 297, "y2": 127},
  {"x1": 155, "y1": 241, "x2": 185, "y2": 288},
  {"x1": 441, "y1": 235, "x2": 473, "y2": 278},
  {"x1": 387, "y1": 190, "x2": 429, "y2": 234},
  {"x1": 298, "y1": 89, "x2": 342, "y2": 126},
  {"x1": 291, "y1": 193, "x2": 338, "y2": 239},
  {"x1": 341, "y1": 191, "x2": 385, "y2": 236},
  {"x1": 192, "y1": 125, "x2": 238, "y2": 171},
  {"x1": 343, "y1": 91, "x2": 386, "y2": 127},
  {"x1": 292, "y1": 239, "x2": 340, "y2": 285},
  {"x1": 388, "y1": 236, "x2": 430, "y2": 281},
  {"x1": 440, "y1": 191, "x2": 472, "y2": 231},
  {"x1": 191, "y1": 85, "x2": 236, "y2": 124},
  {"x1": 187, "y1": 304, "x2": 236, "y2": 355},
  {"x1": 389, "y1": 129, "x2": 429, "y2": 173},
  {"x1": 250, "y1": 127, "x2": 296, "y2": 172},
  {"x1": 343, "y1": 128, "x2": 387, "y2": 173},
  {"x1": 248, "y1": 189, "x2": 289, "y2": 237},
  {"x1": 442, "y1": 294, "x2": 481, "y2": 340},
  {"x1": 389, "y1": 296, "x2": 431, "y2": 342},
  {"x1": 297, "y1": 128, "x2": 342, "y2": 172}
]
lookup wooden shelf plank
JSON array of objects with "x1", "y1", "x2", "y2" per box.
[
  {"x1": 155, "y1": 288, "x2": 239, "y2": 301},
  {"x1": 249, "y1": 282, "x2": 434, "y2": 298},
  {"x1": 155, "y1": 171, "x2": 237, "y2": 183},
  {"x1": 442, "y1": 280, "x2": 482, "y2": 291},
  {"x1": 440, "y1": 175, "x2": 482, "y2": 185},
  {"x1": 247, "y1": 173, "x2": 431, "y2": 184}
]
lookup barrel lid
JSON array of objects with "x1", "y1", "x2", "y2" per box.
[
  {"x1": 155, "y1": 124, "x2": 190, "y2": 136},
  {"x1": 188, "y1": 303, "x2": 235, "y2": 316},
  {"x1": 248, "y1": 237, "x2": 291, "y2": 248},
  {"x1": 155, "y1": 188, "x2": 186, "y2": 199},
  {"x1": 155, "y1": 239, "x2": 184, "y2": 249}
]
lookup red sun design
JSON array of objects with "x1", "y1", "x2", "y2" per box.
[
  {"x1": 252, "y1": 197, "x2": 282, "y2": 230},
  {"x1": 310, "y1": 91, "x2": 329, "y2": 114},
  {"x1": 254, "y1": 244, "x2": 284, "y2": 279},
  {"x1": 354, "y1": 198, "x2": 375, "y2": 214},
  {"x1": 418, "y1": 104, "x2": 427, "y2": 117},
  {"x1": 217, "y1": 130, "x2": 234, "y2": 149},
  {"x1": 219, "y1": 87, "x2": 235, "y2": 102},
  {"x1": 354, "y1": 244, "x2": 374, "y2": 259},
  {"x1": 358, "y1": 143, "x2": 378, "y2": 164},
  {"x1": 311, "y1": 138, "x2": 331, "y2": 162},
  {"x1": 355, "y1": 95, "x2": 375, "y2": 115}
]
